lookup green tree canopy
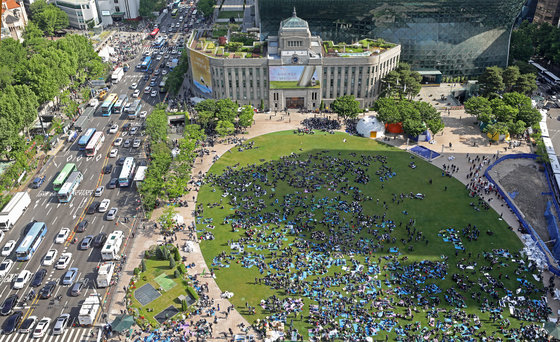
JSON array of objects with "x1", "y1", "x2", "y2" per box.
[
  {"x1": 30, "y1": 0, "x2": 69, "y2": 36},
  {"x1": 197, "y1": 0, "x2": 216, "y2": 17},
  {"x1": 380, "y1": 63, "x2": 422, "y2": 100},
  {"x1": 331, "y1": 95, "x2": 361, "y2": 119},
  {"x1": 237, "y1": 105, "x2": 254, "y2": 129},
  {"x1": 478, "y1": 66, "x2": 505, "y2": 97},
  {"x1": 145, "y1": 108, "x2": 168, "y2": 143},
  {"x1": 216, "y1": 120, "x2": 234, "y2": 137}
]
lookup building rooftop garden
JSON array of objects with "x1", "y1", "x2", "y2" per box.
[
  {"x1": 189, "y1": 24, "x2": 265, "y2": 59},
  {"x1": 322, "y1": 38, "x2": 397, "y2": 57}
]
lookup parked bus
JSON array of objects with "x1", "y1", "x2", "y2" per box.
[
  {"x1": 141, "y1": 56, "x2": 152, "y2": 72},
  {"x1": 85, "y1": 132, "x2": 105, "y2": 157},
  {"x1": 127, "y1": 100, "x2": 142, "y2": 119},
  {"x1": 15, "y1": 222, "x2": 47, "y2": 261},
  {"x1": 101, "y1": 231, "x2": 124, "y2": 261},
  {"x1": 118, "y1": 157, "x2": 136, "y2": 187},
  {"x1": 150, "y1": 28, "x2": 160, "y2": 39},
  {"x1": 113, "y1": 94, "x2": 128, "y2": 114},
  {"x1": 154, "y1": 37, "x2": 166, "y2": 49},
  {"x1": 53, "y1": 163, "x2": 77, "y2": 191},
  {"x1": 101, "y1": 93, "x2": 119, "y2": 116},
  {"x1": 57, "y1": 171, "x2": 83, "y2": 203},
  {"x1": 171, "y1": 8, "x2": 178, "y2": 17},
  {"x1": 78, "y1": 128, "x2": 96, "y2": 151}
]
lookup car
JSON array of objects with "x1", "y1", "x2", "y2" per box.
[
  {"x1": 130, "y1": 127, "x2": 139, "y2": 135},
  {"x1": 162, "y1": 69, "x2": 168, "y2": 75},
  {"x1": 2, "y1": 311, "x2": 22, "y2": 335},
  {"x1": 0, "y1": 295, "x2": 18, "y2": 316},
  {"x1": 150, "y1": 80, "x2": 157, "y2": 87},
  {"x1": 31, "y1": 269, "x2": 47, "y2": 287},
  {"x1": 12, "y1": 270, "x2": 32, "y2": 290},
  {"x1": 123, "y1": 139, "x2": 131, "y2": 148},
  {"x1": 144, "y1": 86, "x2": 151, "y2": 94},
  {"x1": 80, "y1": 236, "x2": 94, "y2": 250},
  {"x1": 151, "y1": 90, "x2": 158, "y2": 97},
  {"x1": 0, "y1": 260, "x2": 13, "y2": 278},
  {"x1": 154, "y1": 69, "x2": 160, "y2": 76},
  {"x1": 53, "y1": 314, "x2": 70, "y2": 335},
  {"x1": 139, "y1": 111, "x2": 148, "y2": 119},
  {"x1": 42, "y1": 250, "x2": 58, "y2": 266},
  {"x1": 164, "y1": 53, "x2": 170, "y2": 59},
  {"x1": 122, "y1": 122, "x2": 131, "y2": 131},
  {"x1": 106, "y1": 207, "x2": 118, "y2": 221},
  {"x1": 156, "y1": 54, "x2": 162, "y2": 61},
  {"x1": 1, "y1": 240, "x2": 15, "y2": 256},
  {"x1": 19, "y1": 316, "x2": 37, "y2": 334},
  {"x1": 143, "y1": 74, "x2": 149, "y2": 81},
  {"x1": 95, "y1": 186, "x2": 105, "y2": 197},
  {"x1": 172, "y1": 49, "x2": 178, "y2": 54},
  {"x1": 123, "y1": 103, "x2": 131, "y2": 113},
  {"x1": 62, "y1": 268, "x2": 78, "y2": 285},
  {"x1": 93, "y1": 232, "x2": 108, "y2": 248},
  {"x1": 55, "y1": 228, "x2": 70, "y2": 243},
  {"x1": 70, "y1": 278, "x2": 88, "y2": 296},
  {"x1": 33, "y1": 317, "x2": 51, "y2": 338},
  {"x1": 130, "y1": 82, "x2": 138, "y2": 89},
  {"x1": 103, "y1": 164, "x2": 114, "y2": 174},
  {"x1": 76, "y1": 220, "x2": 88, "y2": 232},
  {"x1": 133, "y1": 139, "x2": 142, "y2": 148},
  {"x1": 39, "y1": 282, "x2": 56, "y2": 299},
  {"x1": 0, "y1": 231, "x2": 4, "y2": 243},
  {"x1": 109, "y1": 124, "x2": 119, "y2": 134},
  {"x1": 132, "y1": 89, "x2": 141, "y2": 98},
  {"x1": 55, "y1": 253, "x2": 71, "y2": 270},
  {"x1": 108, "y1": 178, "x2": 118, "y2": 189},
  {"x1": 89, "y1": 98, "x2": 99, "y2": 107},
  {"x1": 109, "y1": 149, "x2": 118, "y2": 158},
  {"x1": 87, "y1": 201, "x2": 100, "y2": 214},
  {"x1": 32, "y1": 176, "x2": 45, "y2": 188},
  {"x1": 114, "y1": 138, "x2": 123, "y2": 146},
  {"x1": 99, "y1": 199, "x2": 110, "y2": 213}
]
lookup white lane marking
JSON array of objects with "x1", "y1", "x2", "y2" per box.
[{"x1": 46, "y1": 207, "x2": 53, "y2": 216}]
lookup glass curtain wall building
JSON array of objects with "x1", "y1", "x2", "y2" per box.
[{"x1": 257, "y1": 0, "x2": 526, "y2": 76}]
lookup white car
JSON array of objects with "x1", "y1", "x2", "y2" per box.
[
  {"x1": 151, "y1": 90, "x2": 157, "y2": 97},
  {"x1": 132, "y1": 89, "x2": 141, "y2": 98},
  {"x1": 0, "y1": 231, "x2": 4, "y2": 243},
  {"x1": 114, "y1": 138, "x2": 123, "y2": 146},
  {"x1": 99, "y1": 199, "x2": 110, "y2": 213},
  {"x1": 95, "y1": 186, "x2": 105, "y2": 197},
  {"x1": 156, "y1": 54, "x2": 162, "y2": 61},
  {"x1": 55, "y1": 253, "x2": 72, "y2": 270},
  {"x1": 130, "y1": 82, "x2": 138, "y2": 89},
  {"x1": 106, "y1": 207, "x2": 118, "y2": 221},
  {"x1": 33, "y1": 317, "x2": 51, "y2": 338},
  {"x1": 139, "y1": 111, "x2": 148, "y2": 119},
  {"x1": 0, "y1": 260, "x2": 14, "y2": 278},
  {"x1": 109, "y1": 149, "x2": 118, "y2": 158},
  {"x1": 109, "y1": 124, "x2": 119, "y2": 134},
  {"x1": 133, "y1": 139, "x2": 141, "y2": 148},
  {"x1": 1, "y1": 240, "x2": 16, "y2": 256},
  {"x1": 89, "y1": 99, "x2": 99, "y2": 107},
  {"x1": 42, "y1": 249, "x2": 58, "y2": 266},
  {"x1": 19, "y1": 315, "x2": 37, "y2": 334},
  {"x1": 162, "y1": 69, "x2": 168, "y2": 75},
  {"x1": 55, "y1": 228, "x2": 70, "y2": 244},
  {"x1": 144, "y1": 86, "x2": 151, "y2": 94},
  {"x1": 13, "y1": 270, "x2": 32, "y2": 289}
]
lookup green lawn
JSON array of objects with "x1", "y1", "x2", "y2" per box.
[
  {"x1": 198, "y1": 131, "x2": 543, "y2": 340},
  {"x1": 218, "y1": 10, "x2": 243, "y2": 19}
]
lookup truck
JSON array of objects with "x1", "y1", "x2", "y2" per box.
[
  {"x1": 96, "y1": 262, "x2": 115, "y2": 288},
  {"x1": 111, "y1": 67, "x2": 124, "y2": 84},
  {"x1": 0, "y1": 192, "x2": 31, "y2": 231},
  {"x1": 78, "y1": 294, "x2": 100, "y2": 326}
]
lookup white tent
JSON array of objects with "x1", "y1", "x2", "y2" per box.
[
  {"x1": 356, "y1": 116, "x2": 385, "y2": 138},
  {"x1": 173, "y1": 213, "x2": 184, "y2": 225}
]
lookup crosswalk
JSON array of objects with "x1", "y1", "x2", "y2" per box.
[
  {"x1": 141, "y1": 47, "x2": 176, "y2": 55},
  {"x1": 0, "y1": 327, "x2": 92, "y2": 342}
]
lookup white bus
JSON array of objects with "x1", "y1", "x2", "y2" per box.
[
  {"x1": 118, "y1": 157, "x2": 136, "y2": 187},
  {"x1": 101, "y1": 231, "x2": 124, "y2": 261},
  {"x1": 85, "y1": 132, "x2": 105, "y2": 157},
  {"x1": 57, "y1": 171, "x2": 83, "y2": 203},
  {"x1": 113, "y1": 94, "x2": 128, "y2": 114},
  {"x1": 127, "y1": 100, "x2": 142, "y2": 119}
]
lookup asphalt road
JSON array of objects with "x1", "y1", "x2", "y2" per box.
[{"x1": 0, "y1": 5, "x2": 195, "y2": 340}]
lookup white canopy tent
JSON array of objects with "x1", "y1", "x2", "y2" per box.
[{"x1": 356, "y1": 116, "x2": 385, "y2": 138}]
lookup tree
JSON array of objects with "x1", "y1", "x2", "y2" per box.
[
  {"x1": 517, "y1": 106, "x2": 541, "y2": 127},
  {"x1": 484, "y1": 121, "x2": 509, "y2": 137},
  {"x1": 197, "y1": 0, "x2": 216, "y2": 17},
  {"x1": 184, "y1": 124, "x2": 206, "y2": 143},
  {"x1": 215, "y1": 98, "x2": 237, "y2": 122},
  {"x1": 216, "y1": 120, "x2": 235, "y2": 136},
  {"x1": 373, "y1": 97, "x2": 401, "y2": 123},
  {"x1": 160, "y1": 205, "x2": 177, "y2": 230},
  {"x1": 490, "y1": 100, "x2": 516, "y2": 123},
  {"x1": 331, "y1": 95, "x2": 361, "y2": 119},
  {"x1": 141, "y1": 259, "x2": 147, "y2": 272},
  {"x1": 145, "y1": 109, "x2": 168, "y2": 143},
  {"x1": 260, "y1": 99, "x2": 265, "y2": 111},
  {"x1": 237, "y1": 105, "x2": 254, "y2": 129},
  {"x1": 512, "y1": 73, "x2": 537, "y2": 95},
  {"x1": 508, "y1": 120, "x2": 527, "y2": 136},
  {"x1": 402, "y1": 118, "x2": 425, "y2": 137},
  {"x1": 181, "y1": 299, "x2": 188, "y2": 311},
  {"x1": 174, "y1": 247, "x2": 181, "y2": 262},
  {"x1": 30, "y1": 0, "x2": 69, "y2": 37},
  {"x1": 502, "y1": 66, "x2": 520, "y2": 92},
  {"x1": 380, "y1": 63, "x2": 422, "y2": 99},
  {"x1": 478, "y1": 66, "x2": 505, "y2": 97},
  {"x1": 139, "y1": 0, "x2": 166, "y2": 18},
  {"x1": 464, "y1": 97, "x2": 493, "y2": 123},
  {"x1": 169, "y1": 257, "x2": 176, "y2": 269}
]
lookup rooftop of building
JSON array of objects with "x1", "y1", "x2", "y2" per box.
[
  {"x1": 188, "y1": 26, "x2": 265, "y2": 59},
  {"x1": 280, "y1": 8, "x2": 308, "y2": 29},
  {"x1": 322, "y1": 39, "x2": 397, "y2": 57},
  {"x1": 1, "y1": 0, "x2": 21, "y2": 14}
]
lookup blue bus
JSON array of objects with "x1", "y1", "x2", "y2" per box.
[
  {"x1": 141, "y1": 56, "x2": 152, "y2": 72},
  {"x1": 153, "y1": 37, "x2": 166, "y2": 49},
  {"x1": 78, "y1": 128, "x2": 96, "y2": 151},
  {"x1": 15, "y1": 222, "x2": 47, "y2": 261}
]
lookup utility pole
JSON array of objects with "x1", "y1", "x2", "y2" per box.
[{"x1": 0, "y1": 0, "x2": 3, "y2": 43}]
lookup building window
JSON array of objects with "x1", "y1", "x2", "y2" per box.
[{"x1": 115, "y1": 6, "x2": 120, "y2": 11}]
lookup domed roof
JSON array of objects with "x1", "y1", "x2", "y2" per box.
[{"x1": 280, "y1": 8, "x2": 309, "y2": 29}]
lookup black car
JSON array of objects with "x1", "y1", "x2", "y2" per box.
[
  {"x1": 70, "y1": 278, "x2": 88, "y2": 296},
  {"x1": 103, "y1": 164, "x2": 113, "y2": 174},
  {"x1": 122, "y1": 123, "x2": 131, "y2": 131},
  {"x1": 93, "y1": 232, "x2": 107, "y2": 248},
  {"x1": 86, "y1": 202, "x2": 100, "y2": 215},
  {"x1": 143, "y1": 74, "x2": 149, "y2": 81},
  {"x1": 76, "y1": 220, "x2": 88, "y2": 232},
  {"x1": 80, "y1": 235, "x2": 94, "y2": 250},
  {"x1": 1, "y1": 311, "x2": 22, "y2": 334},
  {"x1": 108, "y1": 178, "x2": 118, "y2": 189},
  {"x1": 39, "y1": 281, "x2": 56, "y2": 299},
  {"x1": 31, "y1": 269, "x2": 47, "y2": 287},
  {"x1": 0, "y1": 295, "x2": 18, "y2": 316},
  {"x1": 117, "y1": 157, "x2": 126, "y2": 166}
]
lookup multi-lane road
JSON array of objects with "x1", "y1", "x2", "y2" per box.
[{"x1": 0, "y1": 6, "x2": 196, "y2": 339}]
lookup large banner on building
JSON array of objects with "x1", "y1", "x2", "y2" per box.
[
  {"x1": 190, "y1": 50, "x2": 212, "y2": 95},
  {"x1": 269, "y1": 66, "x2": 321, "y2": 89}
]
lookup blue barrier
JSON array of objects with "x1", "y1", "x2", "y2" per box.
[{"x1": 484, "y1": 153, "x2": 560, "y2": 276}]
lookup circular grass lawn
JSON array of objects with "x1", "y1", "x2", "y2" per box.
[{"x1": 197, "y1": 131, "x2": 545, "y2": 341}]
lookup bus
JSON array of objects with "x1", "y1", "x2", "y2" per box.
[
  {"x1": 159, "y1": 76, "x2": 168, "y2": 92},
  {"x1": 171, "y1": 8, "x2": 178, "y2": 17},
  {"x1": 78, "y1": 128, "x2": 96, "y2": 150},
  {"x1": 529, "y1": 60, "x2": 560, "y2": 87},
  {"x1": 101, "y1": 93, "x2": 119, "y2": 116},
  {"x1": 118, "y1": 157, "x2": 136, "y2": 187},
  {"x1": 113, "y1": 94, "x2": 128, "y2": 114},
  {"x1": 57, "y1": 171, "x2": 83, "y2": 203},
  {"x1": 127, "y1": 100, "x2": 142, "y2": 119},
  {"x1": 172, "y1": 0, "x2": 180, "y2": 8},
  {"x1": 141, "y1": 56, "x2": 152, "y2": 72},
  {"x1": 15, "y1": 222, "x2": 47, "y2": 261},
  {"x1": 154, "y1": 37, "x2": 166, "y2": 49},
  {"x1": 150, "y1": 28, "x2": 160, "y2": 38},
  {"x1": 101, "y1": 230, "x2": 124, "y2": 261},
  {"x1": 53, "y1": 163, "x2": 77, "y2": 191},
  {"x1": 85, "y1": 132, "x2": 105, "y2": 157}
]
